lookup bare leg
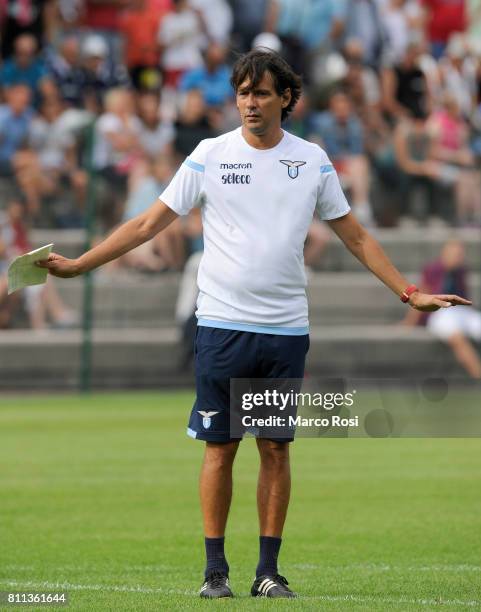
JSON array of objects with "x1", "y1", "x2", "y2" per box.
[
  {"x1": 256, "y1": 439, "x2": 291, "y2": 536},
  {"x1": 346, "y1": 155, "x2": 370, "y2": 206},
  {"x1": 304, "y1": 219, "x2": 330, "y2": 267},
  {"x1": 200, "y1": 441, "x2": 240, "y2": 537},
  {"x1": 447, "y1": 332, "x2": 481, "y2": 379}
]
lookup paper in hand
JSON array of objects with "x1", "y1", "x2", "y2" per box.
[{"x1": 7, "y1": 243, "x2": 54, "y2": 295}]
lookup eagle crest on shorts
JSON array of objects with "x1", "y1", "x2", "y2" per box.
[
  {"x1": 198, "y1": 410, "x2": 219, "y2": 429},
  {"x1": 279, "y1": 160, "x2": 306, "y2": 179}
]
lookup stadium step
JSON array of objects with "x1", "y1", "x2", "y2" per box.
[
  {"x1": 31, "y1": 227, "x2": 481, "y2": 273},
  {"x1": 0, "y1": 326, "x2": 474, "y2": 390},
  {"x1": 50, "y1": 270, "x2": 481, "y2": 328}
]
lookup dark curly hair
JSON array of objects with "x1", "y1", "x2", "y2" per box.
[{"x1": 230, "y1": 49, "x2": 302, "y2": 122}]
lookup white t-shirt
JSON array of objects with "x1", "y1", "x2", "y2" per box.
[
  {"x1": 159, "y1": 128, "x2": 350, "y2": 334},
  {"x1": 92, "y1": 113, "x2": 142, "y2": 170},
  {"x1": 158, "y1": 10, "x2": 203, "y2": 72}
]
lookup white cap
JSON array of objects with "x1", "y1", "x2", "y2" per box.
[
  {"x1": 251, "y1": 32, "x2": 282, "y2": 53},
  {"x1": 83, "y1": 34, "x2": 108, "y2": 58}
]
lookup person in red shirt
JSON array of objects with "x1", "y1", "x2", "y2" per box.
[
  {"x1": 118, "y1": 0, "x2": 172, "y2": 90},
  {"x1": 421, "y1": 0, "x2": 467, "y2": 58}
]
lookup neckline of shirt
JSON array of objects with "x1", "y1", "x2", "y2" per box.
[{"x1": 236, "y1": 127, "x2": 288, "y2": 154}]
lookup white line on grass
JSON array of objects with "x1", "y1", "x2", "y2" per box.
[
  {"x1": 292, "y1": 563, "x2": 481, "y2": 573},
  {"x1": 5, "y1": 563, "x2": 481, "y2": 573},
  {"x1": 0, "y1": 580, "x2": 479, "y2": 607}
]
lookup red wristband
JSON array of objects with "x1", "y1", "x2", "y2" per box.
[{"x1": 400, "y1": 284, "x2": 419, "y2": 303}]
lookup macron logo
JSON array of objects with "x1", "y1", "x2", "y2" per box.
[{"x1": 220, "y1": 162, "x2": 253, "y2": 170}]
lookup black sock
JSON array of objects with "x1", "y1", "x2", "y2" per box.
[
  {"x1": 256, "y1": 535, "x2": 282, "y2": 577},
  {"x1": 204, "y1": 536, "x2": 229, "y2": 577}
]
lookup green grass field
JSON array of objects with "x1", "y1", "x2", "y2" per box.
[{"x1": 1, "y1": 391, "x2": 481, "y2": 611}]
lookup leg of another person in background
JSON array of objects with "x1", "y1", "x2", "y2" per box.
[
  {"x1": 345, "y1": 156, "x2": 373, "y2": 225},
  {"x1": 25, "y1": 285, "x2": 47, "y2": 330},
  {"x1": 304, "y1": 219, "x2": 330, "y2": 268},
  {"x1": 153, "y1": 218, "x2": 186, "y2": 270},
  {"x1": 43, "y1": 279, "x2": 77, "y2": 326},
  {"x1": 454, "y1": 170, "x2": 481, "y2": 225},
  {"x1": 13, "y1": 152, "x2": 57, "y2": 216},
  {"x1": 122, "y1": 240, "x2": 166, "y2": 272},
  {"x1": 446, "y1": 332, "x2": 481, "y2": 379}
]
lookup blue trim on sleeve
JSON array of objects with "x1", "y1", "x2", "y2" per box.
[
  {"x1": 198, "y1": 318, "x2": 309, "y2": 336},
  {"x1": 320, "y1": 164, "x2": 334, "y2": 174},
  {"x1": 187, "y1": 427, "x2": 198, "y2": 439},
  {"x1": 184, "y1": 158, "x2": 205, "y2": 173}
]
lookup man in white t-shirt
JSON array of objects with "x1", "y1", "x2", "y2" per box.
[{"x1": 38, "y1": 50, "x2": 470, "y2": 599}]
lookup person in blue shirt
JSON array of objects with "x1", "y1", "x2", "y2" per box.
[
  {"x1": 180, "y1": 43, "x2": 233, "y2": 108},
  {"x1": 0, "y1": 84, "x2": 34, "y2": 176},
  {"x1": 0, "y1": 34, "x2": 54, "y2": 107},
  {"x1": 311, "y1": 89, "x2": 373, "y2": 224}
]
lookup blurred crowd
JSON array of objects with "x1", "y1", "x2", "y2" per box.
[{"x1": 1, "y1": 0, "x2": 481, "y2": 334}]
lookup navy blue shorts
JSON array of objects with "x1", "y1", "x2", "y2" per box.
[{"x1": 187, "y1": 326, "x2": 310, "y2": 443}]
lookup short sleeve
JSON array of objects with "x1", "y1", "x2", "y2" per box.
[
  {"x1": 315, "y1": 160, "x2": 351, "y2": 221},
  {"x1": 158, "y1": 140, "x2": 208, "y2": 216}
]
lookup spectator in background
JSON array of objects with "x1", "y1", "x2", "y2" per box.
[
  {"x1": 0, "y1": 84, "x2": 33, "y2": 182},
  {"x1": 83, "y1": 0, "x2": 129, "y2": 63},
  {"x1": 119, "y1": 0, "x2": 169, "y2": 91},
  {"x1": 47, "y1": 34, "x2": 86, "y2": 108},
  {"x1": 180, "y1": 43, "x2": 233, "y2": 109},
  {"x1": 0, "y1": 0, "x2": 56, "y2": 58},
  {"x1": 393, "y1": 108, "x2": 447, "y2": 222},
  {"x1": 158, "y1": 0, "x2": 204, "y2": 90},
  {"x1": 311, "y1": 90, "x2": 374, "y2": 225},
  {"x1": 174, "y1": 89, "x2": 219, "y2": 158},
  {"x1": 343, "y1": 0, "x2": 385, "y2": 68},
  {"x1": 342, "y1": 38, "x2": 381, "y2": 115},
  {"x1": 0, "y1": 200, "x2": 77, "y2": 330},
  {"x1": 402, "y1": 239, "x2": 481, "y2": 379},
  {"x1": 380, "y1": 0, "x2": 425, "y2": 64},
  {"x1": 439, "y1": 34, "x2": 477, "y2": 117},
  {"x1": 137, "y1": 91, "x2": 175, "y2": 160},
  {"x1": 231, "y1": 0, "x2": 269, "y2": 52},
  {"x1": 467, "y1": 0, "x2": 481, "y2": 45},
  {"x1": 264, "y1": 0, "x2": 310, "y2": 75},
  {"x1": 0, "y1": 33, "x2": 55, "y2": 106},
  {"x1": 28, "y1": 95, "x2": 88, "y2": 215},
  {"x1": 382, "y1": 40, "x2": 430, "y2": 122},
  {"x1": 299, "y1": 0, "x2": 346, "y2": 54},
  {"x1": 92, "y1": 88, "x2": 142, "y2": 226},
  {"x1": 421, "y1": 0, "x2": 466, "y2": 59},
  {"x1": 429, "y1": 92, "x2": 481, "y2": 224},
  {"x1": 120, "y1": 153, "x2": 185, "y2": 271},
  {"x1": 81, "y1": 34, "x2": 130, "y2": 113},
  {"x1": 190, "y1": 0, "x2": 233, "y2": 46}
]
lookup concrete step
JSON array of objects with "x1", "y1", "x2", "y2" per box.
[
  {"x1": 49, "y1": 271, "x2": 481, "y2": 328},
  {"x1": 0, "y1": 326, "x2": 474, "y2": 390},
  {"x1": 31, "y1": 227, "x2": 481, "y2": 273}
]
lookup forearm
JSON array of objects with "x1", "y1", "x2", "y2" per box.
[
  {"x1": 76, "y1": 217, "x2": 152, "y2": 273},
  {"x1": 76, "y1": 201, "x2": 179, "y2": 273},
  {"x1": 347, "y1": 230, "x2": 410, "y2": 297}
]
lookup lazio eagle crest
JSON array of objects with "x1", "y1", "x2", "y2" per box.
[
  {"x1": 280, "y1": 160, "x2": 306, "y2": 179},
  {"x1": 198, "y1": 410, "x2": 219, "y2": 429}
]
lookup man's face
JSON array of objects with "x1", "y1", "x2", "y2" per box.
[
  {"x1": 14, "y1": 35, "x2": 36, "y2": 67},
  {"x1": 6, "y1": 85, "x2": 31, "y2": 114},
  {"x1": 236, "y1": 71, "x2": 290, "y2": 136}
]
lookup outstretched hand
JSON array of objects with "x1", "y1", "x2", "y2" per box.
[
  {"x1": 409, "y1": 292, "x2": 472, "y2": 312},
  {"x1": 36, "y1": 253, "x2": 81, "y2": 278}
]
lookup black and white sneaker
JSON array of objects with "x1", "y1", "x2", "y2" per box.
[
  {"x1": 251, "y1": 574, "x2": 296, "y2": 598},
  {"x1": 199, "y1": 570, "x2": 233, "y2": 598}
]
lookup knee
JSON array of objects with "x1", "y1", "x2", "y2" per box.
[
  {"x1": 205, "y1": 442, "x2": 238, "y2": 470},
  {"x1": 258, "y1": 440, "x2": 290, "y2": 466}
]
